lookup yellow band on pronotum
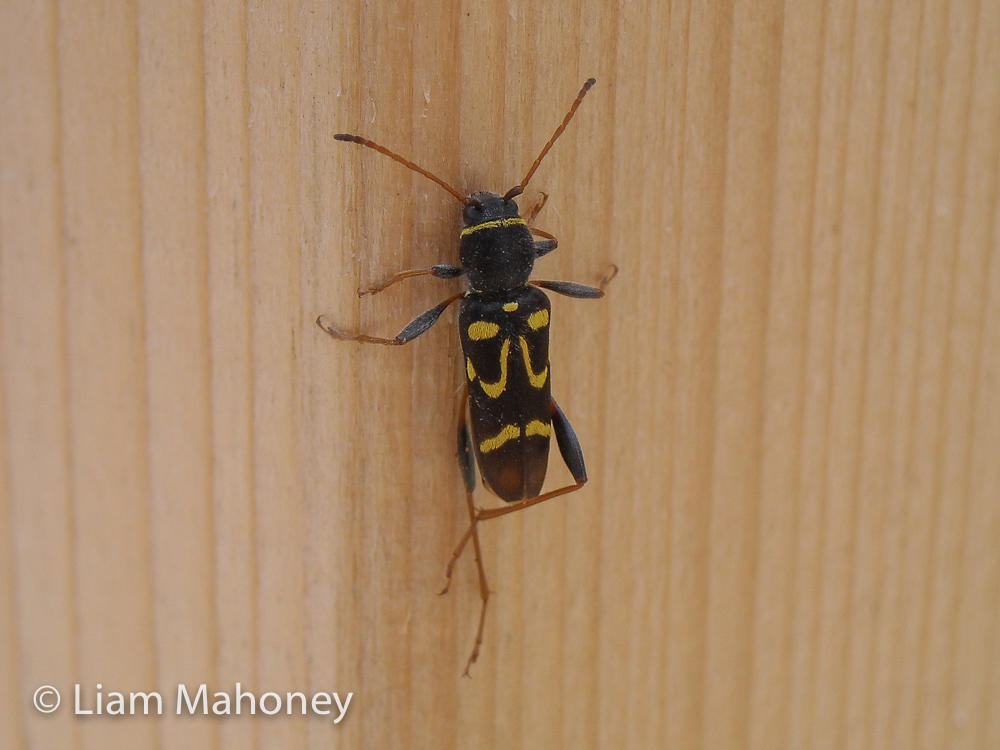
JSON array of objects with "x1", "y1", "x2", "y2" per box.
[{"x1": 460, "y1": 217, "x2": 527, "y2": 237}]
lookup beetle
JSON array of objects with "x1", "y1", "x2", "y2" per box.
[{"x1": 318, "y1": 78, "x2": 615, "y2": 674}]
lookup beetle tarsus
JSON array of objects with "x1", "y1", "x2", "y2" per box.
[{"x1": 599, "y1": 263, "x2": 619, "y2": 292}]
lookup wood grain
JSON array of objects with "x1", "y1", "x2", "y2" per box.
[{"x1": 2, "y1": 0, "x2": 998, "y2": 748}]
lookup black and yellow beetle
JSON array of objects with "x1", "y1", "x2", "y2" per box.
[{"x1": 318, "y1": 79, "x2": 615, "y2": 673}]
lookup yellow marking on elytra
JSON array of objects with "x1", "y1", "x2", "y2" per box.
[
  {"x1": 503, "y1": 302, "x2": 519, "y2": 312},
  {"x1": 478, "y1": 338, "x2": 510, "y2": 398},
  {"x1": 518, "y1": 336, "x2": 548, "y2": 388},
  {"x1": 525, "y1": 420, "x2": 551, "y2": 437},
  {"x1": 528, "y1": 308, "x2": 549, "y2": 330},
  {"x1": 460, "y1": 217, "x2": 527, "y2": 237},
  {"x1": 467, "y1": 320, "x2": 500, "y2": 340},
  {"x1": 479, "y1": 424, "x2": 521, "y2": 453},
  {"x1": 466, "y1": 357, "x2": 476, "y2": 381}
]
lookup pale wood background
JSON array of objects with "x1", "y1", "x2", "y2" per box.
[{"x1": 2, "y1": 0, "x2": 999, "y2": 748}]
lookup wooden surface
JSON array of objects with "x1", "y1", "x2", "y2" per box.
[{"x1": 2, "y1": 0, "x2": 999, "y2": 748}]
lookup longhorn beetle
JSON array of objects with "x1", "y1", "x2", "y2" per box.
[{"x1": 318, "y1": 78, "x2": 616, "y2": 674}]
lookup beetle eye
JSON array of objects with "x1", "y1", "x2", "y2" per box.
[{"x1": 463, "y1": 203, "x2": 483, "y2": 224}]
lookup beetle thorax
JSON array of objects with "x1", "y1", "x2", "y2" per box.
[{"x1": 459, "y1": 192, "x2": 536, "y2": 292}]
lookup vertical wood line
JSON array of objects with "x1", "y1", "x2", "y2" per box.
[
  {"x1": 912, "y1": 0, "x2": 981, "y2": 745},
  {"x1": 842, "y1": 0, "x2": 894, "y2": 744},
  {"x1": 866, "y1": 0, "x2": 924, "y2": 745},
  {"x1": 744, "y1": 0, "x2": 786, "y2": 744},
  {"x1": 785, "y1": 0, "x2": 828, "y2": 743},
  {"x1": 953, "y1": 9, "x2": 1000, "y2": 739},
  {"x1": 131, "y1": 1, "x2": 161, "y2": 740},
  {"x1": 971, "y1": 117, "x2": 1000, "y2": 750},
  {"x1": 583, "y1": 2, "x2": 621, "y2": 747},
  {"x1": 664, "y1": 4, "x2": 693, "y2": 745},
  {"x1": 52, "y1": 0, "x2": 82, "y2": 746},
  {"x1": 891, "y1": 0, "x2": 948, "y2": 742}
]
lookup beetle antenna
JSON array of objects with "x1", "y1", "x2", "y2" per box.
[
  {"x1": 503, "y1": 78, "x2": 596, "y2": 202},
  {"x1": 334, "y1": 133, "x2": 473, "y2": 206}
]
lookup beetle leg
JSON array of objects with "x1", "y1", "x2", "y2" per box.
[
  {"x1": 441, "y1": 389, "x2": 478, "y2": 589},
  {"x1": 316, "y1": 292, "x2": 462, "y2": 346},
  {"x1": 525, "y1": 191, "x2": 549, "y2": 224},
  {"x1": 475, "y1": 478, "x2": 587, "y2": 521},
  {"x1": 531, "y1": 264, "x2": 618, "y2": 299},
  {"x1": 357, "y1": 264, "x2": 464, "y2": 297},
  {"x1": 456, "y1": 388, "x2": 477, "y2": 492},
  {"x1": 532, "y1": 237, "x2": 558, "y2": 259},
  {"x1": 550, "y1": 397, "x2": 588, "y2": 482},
  {"x1": 524, "y1": 192, "x2": 559, "y2": 259},
  {"x1": 440, "y1": 516, "x2": 489, "y2": 676},
  {"x1": 460, "y1": 486, "x2": 490, "y2": 676},
  {"x1": 597, "y1": 263, "x2": 619, "y2": 291},
  {"x1": 439, "y1": 521, "x2": 475, "y2": 595},
  {"x1": 530, "y1": 279, "x2": 603, "y2": 299},
  {"x1": 439, "y1": 387, "x2": 491, "y2": 675}
]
